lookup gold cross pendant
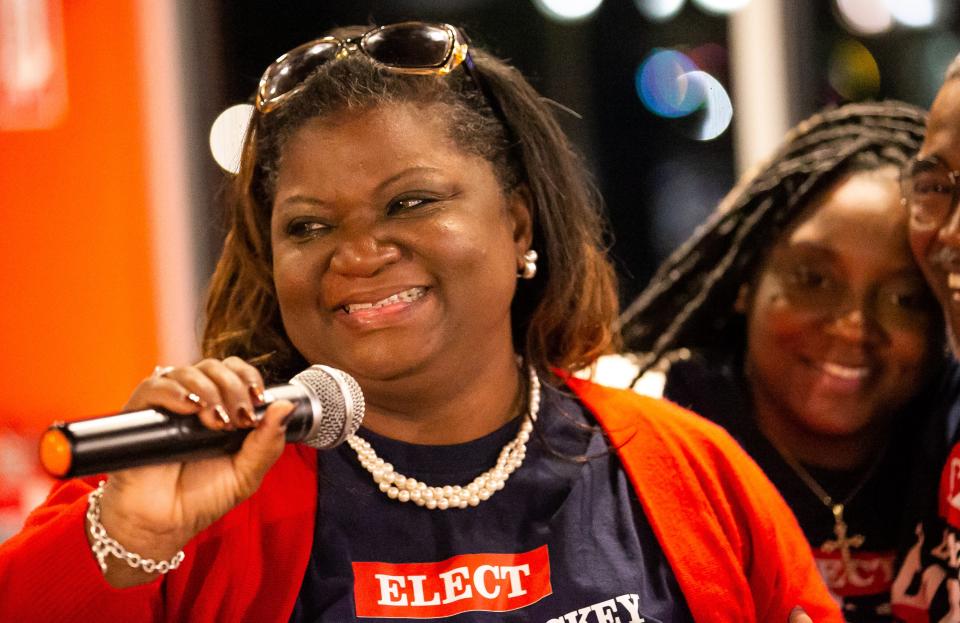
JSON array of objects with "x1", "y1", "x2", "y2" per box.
[{"x1": 820, "y1": 503, "x2": 865, "y2": 577}]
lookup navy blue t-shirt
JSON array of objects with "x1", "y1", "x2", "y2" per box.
[
  {"x1": 290, "y1": 382, "x2": 693, "y2": 622},
  {"x1": 661, "y1": 352, "x2": 950, "y2": 622}
]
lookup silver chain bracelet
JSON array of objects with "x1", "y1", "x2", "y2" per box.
[{"x1": 86, "y1": 480, "x2": 186, "y2": 575}]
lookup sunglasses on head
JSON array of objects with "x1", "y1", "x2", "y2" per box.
[{"x1": 256, "y1": 22, "x2": 475, "y2": 113}]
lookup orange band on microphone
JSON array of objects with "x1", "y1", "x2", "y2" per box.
[{"x1": 39, "y1": 428, "x2": 72, "y2": 477}]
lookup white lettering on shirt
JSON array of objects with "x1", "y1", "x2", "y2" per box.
[
  {"x1": 545, "y1": 593, "x2": 647, "y2": 623},
  {"x1": 408, "y1": 574, "x2": 441, "y2": 606},
  {"x1": 474, "y1": 564, "x2": 501, "y2": 599},
  {"x1": 438, "y1": 566, "x2": 472, "y2": 604},
  {"x1": 502, "y1": 564, "x2": 531, "y2": 598},
  {"x1": 375, "y1": 574, "x2": 407, "y2": 606}
]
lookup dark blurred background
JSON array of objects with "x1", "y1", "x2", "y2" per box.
[{"x1": 185, "y1": 0, "x2": 960, "y2": 305}]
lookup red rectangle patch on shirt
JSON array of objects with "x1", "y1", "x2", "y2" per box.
[{"x1": 352, "y1": 545, "x2": 552, "y2": 618}]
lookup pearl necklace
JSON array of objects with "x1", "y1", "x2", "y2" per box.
[{"x1": 346, "y1": 366, "x2": 541, "y2": 510}]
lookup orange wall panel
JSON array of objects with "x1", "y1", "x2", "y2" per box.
[{"x1": 0, "y1": 0, "x2": 158, "y2": 431}]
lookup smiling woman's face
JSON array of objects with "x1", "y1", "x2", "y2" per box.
[
  {"x1": 742, "y1": 168, "x2": 939, "y2": 442},
  {"x1": 269, "y1": 101, "x2": 531, "y2": 389}
]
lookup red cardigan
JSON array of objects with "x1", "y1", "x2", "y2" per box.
[{"x1": 0, "y1": 379, "x2": 841, "y2": 622}]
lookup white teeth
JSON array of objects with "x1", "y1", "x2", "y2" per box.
[
  {"x1": 344, "y1": 287, "x2": 426, "y2": 313},
  {"x1": 821, "y1": 362, "x2": 869, "y2": 380},
  {"x1": 949, "y1": 273, "x2": 960, "y2": 289}
]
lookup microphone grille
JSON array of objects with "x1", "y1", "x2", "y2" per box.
[{"x1": 291, "y1": 365, "x2": 365, "y2": 449}]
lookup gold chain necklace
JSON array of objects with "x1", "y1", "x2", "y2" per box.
[{"x1": 772, "y1": 442, "x2": 885, "y2": 577}]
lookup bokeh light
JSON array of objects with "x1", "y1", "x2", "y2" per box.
[
  {"x1": 835, "y1": 0, "x2": 893, "y2": 36},
  {"x1": 679, "y1": 71, "x2": 733, "y2": 141},
  {"x1": 691, "y1": 0, "x2": 751, "y2": 16},
  {"x1": 885, "y1": 0, "x2": 938, "y2": 28},
  {"x1": 634, "y1": 0, "x2": 685, "y2": 22},
  {"x1": 828, "y1": 39, "x2": 881, "y2": 101},
  {"x1": 636, "y1": 49, "x2": 733, "y2": 141},
  {"x1": 209, "y1": 103, "x2": 254, "y2": 174},
  {"x1": 636, "y1": 49, "x2": 700, "y2": 118},
  {"x1": 531, "y1": 0, "x2": 604, "y2": 22},
  {"x1": 686, "y1": 42, "x2": 727, "y2": 78}
]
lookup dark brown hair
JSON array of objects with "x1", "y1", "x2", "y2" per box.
[{"x1": 202, "y1": 27, "x2": 619, "y2": 384}]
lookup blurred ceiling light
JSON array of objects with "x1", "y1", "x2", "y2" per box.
[
  {"x1": 687, "y1": 42, "x2": 727, "y2": 77},
  {"x1": 634, "y1": 0, "x2": 685, "y2": 21},
  {"x1": 679, "y1": 71, "x2": 733, "y2": 140},
  {"x1": 835, "y1": 0, "x2": 893, "y2": 35},
  {"x1": 531, "y1": 0, "x2": 604, "y2": 22},
  {"x1": 691, "y1": 0, "x2": 751, "y2": 16},
  {"x1": 636, "y1": 50, "x2": 733, "y2": 141},
  {"x1": 828, "y1": 39, "x2": 881, "y2": 100},
  {"x1": 636, "y1": 49, "x2": 699, "y2": 117},
  {"x1": 209, "y1": 103, "x2": 253, "y2": 174},
  {"x1": 884, "y1": 0, "x2": 938, "y2": 28},
  {"x1": 0, "y1": 0, "x2": 68, "y2": 130}
]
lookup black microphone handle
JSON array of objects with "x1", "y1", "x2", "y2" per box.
[{"x1": 49, "y1": 384, "x2": 316, "y2": 478}]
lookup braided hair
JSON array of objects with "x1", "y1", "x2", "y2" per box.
[{"x1": 619, "y1": 100, "x2": 927, "y2": 376}]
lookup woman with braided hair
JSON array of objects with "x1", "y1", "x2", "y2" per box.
[{"x1": 615, "y1": 101, "x2": 948, "y2": 621}]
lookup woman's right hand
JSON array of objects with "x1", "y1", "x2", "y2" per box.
[{"x1": 88, "y1": 357, "x2": 295, "y2": 587}]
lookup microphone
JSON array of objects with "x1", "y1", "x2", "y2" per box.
[{"x1": 38, "y1": 365, "x2": 365, "y2": 479}]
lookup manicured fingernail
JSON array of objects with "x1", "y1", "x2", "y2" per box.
[
  {"x1": 185, "y1": 393, "x2": 204, "y2": 406},
  {"x1": 238, "y1": 406, "x2": 255, "y2": 427},
  {"x1": 214, "y1": 405, "x2": 230, "y2": 425},
  {"x1": 248, "y1": 383, "x2": 267, "y2": 406}
]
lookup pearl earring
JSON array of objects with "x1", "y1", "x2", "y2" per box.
[{"x1": 519, "y1": 249, "x2": 538, "y2": 280}]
